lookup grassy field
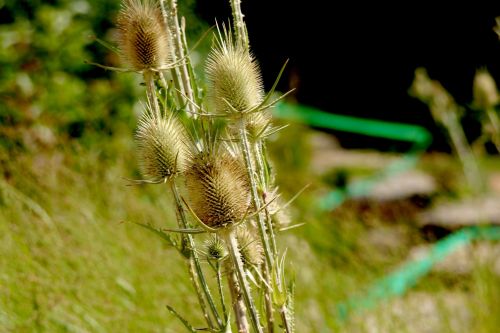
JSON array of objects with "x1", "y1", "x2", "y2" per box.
[{"x1": 1, "y1": 124, "x2": 499, "y2": 332}]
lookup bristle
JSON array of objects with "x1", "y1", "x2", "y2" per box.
[
  {"x1": 135, "y1": 110, "x2": 190, "y2": 182},
  {"x1": 186, "y1": 151, "x2": 250, "y2": 229},
  {"x1": 116, "y1": 0, "x2": 170, "y2": 71},
  {"x1": 206, "y1": 34, "x2": 264, "y2": 114},
  {"x1": 236, "y1": 227, "x2": 263, "y2": 267}
]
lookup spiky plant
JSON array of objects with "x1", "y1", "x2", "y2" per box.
[
  {"x1": 186, "y1": 151, "x2": 250, "y2": 229},
  {"x1": 116, "y1": 0, "x2": 170, "y2": 72},
  {"x1": 206, "y1": 32, "x2": 264, "y2": 115},
  {"x1": 94, "y1": 1, "x2": 297, "y2": 332},
  {"x1": 136, "y1": 108, "x2": 189, "y2": 182}
]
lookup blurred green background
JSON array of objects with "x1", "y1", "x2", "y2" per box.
[{"x1": 1, "y1": 1, "x2": 499, "y2": 332}]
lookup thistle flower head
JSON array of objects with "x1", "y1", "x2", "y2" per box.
[
  {"x1": 186, "y1": 150, "x2": 250, "y2": 229},
  {"x1": 206, "y1": 30, "x2": 264, "y2": 115},
  {"x1": 236, "y1": 227, "x2": 263, "y2": 267},
  {"x1": 116, "y1": 0, "x2": 170, "y2": 71},
  {"x1": 136, "y1": 108, "x2": 190, "y2": 182},
  {"x1": 473, "y1": 69, "x2": 498, "y2": 110},
  {"x1": 204, "y1": 235, "x2": 227, "y2": 261}
]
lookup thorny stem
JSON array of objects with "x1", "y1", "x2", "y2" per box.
[
  {"x1": 238, "y1": 120, "x2": 274, "y2": 269},
  {"x1": 226, "y1": 261, "x2": 249, "y2": 333},
  {"x1": 216, "y1": 261, "x2": 228, "y2": 322},
  {"x1": 262, "y1": 265, "x2": 275, "y2": 333},
  {"x1": 230, "y1": 0, "x2": 249, "y2": 51},
  {"x1": 253, "y1": 141, "x2": 278, "y2": 256},
  {"x1": 143, "y1": 70, "x2": 161, "y2": 119},
  {"x1": 160, "y1": 0, "x2": 195, "y2": 116},
  {"x1": 486, "y1": 108, "x2": 500, "y2": 152},
  {"x1": 170, "y1": 181, "x2": 223, "y2": 329},
  {"x1": 279, "y1": 306, "x2": 292, "y2": 333},
  {"x1": 252, "y1": 141, "x2": 277, "y2": 333},
  {"x1": 225, "y1": 230, "x2": 263, "y2": 333}
]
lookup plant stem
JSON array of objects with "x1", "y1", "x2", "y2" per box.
[
  {"x1": 216, "y1": 261, "x2": 228, "y2": 322},
  {"x1": 170, "y1": 181, "x2": 223, "y2": 328},
  {"x1": 279, "y1": 306, "x2": 292, "y2": 333},
  {"x1": 226, "y1": 261, "x2": 249, "y2": 333},
  {"x1": 262, "y1": 265, "x2": 275, "y2": 333},
  {"x1": 225, "y1": 230, "x2": 263, "y2": 333},
  {"x1": 160, "y1": 0, "x2": 195, "y2": 115},
  {"x1": 238, "y1": 120, "x2": 274, "y2": 268},
  {"x1": 143, "y1": 70, "x2": 161, "y2": 119},
  {"x1": 442, "y1": 111, "x2": 484, "y2": 194},
  {"x1": 253, "y1": 141, "x2": 277, "y2": 256},
  {"x1": 486, "y1": 108, "x2": 500, "y2": 152},
  {"x1": 230, "y1": 0, "x2": 249, "y2": 51}
]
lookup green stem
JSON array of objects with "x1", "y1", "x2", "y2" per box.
[
  {"x1": 170, "y1": 181, "x2": 223, "y2": 328},
  {"x1": 143, "y1": 70, "x2": 161, "y2": 119},
  {"x1": 216, "y1": 261, "x2": 228, "y2": 322},
  {"x1": 238, "y1": 120, "x2": 274, "y2": 268},
  {"x1": 225, "y1": 230, "x2": 263, "y2": 333},
  {"x1": 262, "y1": 265, "x2": 275, "y2": 333},
  {"x1": 279, "y1": 306, "x2": 292, "y2": 333},
  {"x1": 253, "y1": 141, "x2": 277, "y2": 256}
]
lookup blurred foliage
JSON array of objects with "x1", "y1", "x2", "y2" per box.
[{"x1": 0, "y1": 0, "x2": 205, "y2": 152}]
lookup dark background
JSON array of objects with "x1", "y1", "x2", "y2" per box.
[{"x1": 197, "y1": 1, "x2": 500, "y2": 151}]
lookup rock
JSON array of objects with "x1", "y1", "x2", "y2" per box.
[
  {"x1": 353, "y1": 292, "x2": 470, "y2": 333},
  {"x1": 361, "y1": 226, "x2": 409, "y2": 255},
  {"x1": 366, "y1": 170, "x2": 436, "y2": 201},
  {"x1": 309, "y1": 132, "x2": 399, "y2": 174},
  {"x1": 408, "y1": 242, "x2": 500, "y2": 276},
  {"x1": 419, "y1": 196, "x2": 500, "y2": 229}
]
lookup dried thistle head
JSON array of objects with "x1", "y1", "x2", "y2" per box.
[
  {"x1": 186, "y1": 151, "x2": 250, "y2": 229},
  {"x1": 236, "y1": 227, "x2": 263, "y2": 267},
  {"x1": 206, "y1": 30, "x2": 264, "y2": 114},
  {"x1": 473, "y1": 69, "x2": 498, "y2": 110},
  {"x1": 136, "y1": 109, "x2": 190, "y2": 182},
  {"x1": 116, "y1": 0, "x2": 170, "y2": 71},
  {"x1": 204, "y1": 235, "x2": 227, "y2": 261}
]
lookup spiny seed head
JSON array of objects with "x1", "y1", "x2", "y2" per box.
[
  {"x1": 204, "y1": 235, "x2": 227, "y2": 261},
  {"x1": 116, "y1": 0, "x2": 170, "y2": 71},
  {"x1": 206, "y1": 35, "x2": 264, "y2": 114},
  {"x1": 473, "y1": 69, "x2": 498, "y2": 110},
  {"x1": 186, "y1": 151, "x2": 250, "y2": 229},
  {"x1": 136, "y1": 110, "x2": 189, "y2": 182},
  {"x1": 236, "y1": 227, "x2": 263, "y2": 267}
]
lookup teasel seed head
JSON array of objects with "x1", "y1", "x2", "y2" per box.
[
  {"x1": 204, "y1": 235, "x2": 227, "y2": 261},
  {"x1": 186, "y1": 151, "x2": 250, "y2": 229},
  {"x1": 116, "y1": 0, "x2": 170, "y2": 71},
  {"x1": 236, "y1": 227, "x2": 263, "y2": 268},
  {"x1": 473, "y1": 69, "x2": 498, "y2": 110},
  {"x1": 206, "y1": 33, "x2": 264, "y2": 115},
  {"x1": 136, "y1": 109, "x2": 190, "y2": 182}
]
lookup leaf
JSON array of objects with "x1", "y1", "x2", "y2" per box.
[
  {"x1": 130, "y1": 222, "x2": 177, "y2": 248},
  {"x1": 166, "y1": 305, "x2": 197, "y2": 333}
]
